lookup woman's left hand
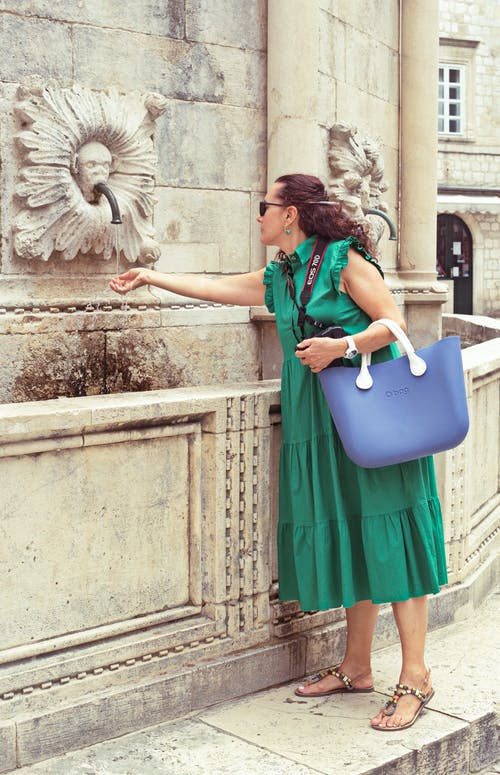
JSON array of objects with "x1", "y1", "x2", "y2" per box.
[{"x1": 295, "y1": 337, "x2": 343, "y2": 373}]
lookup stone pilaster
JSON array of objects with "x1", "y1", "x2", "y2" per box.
[
  {"x1": 267, "y1": 1, "x2": 322, "y2": 184},
  {"x1": 398, "y1": 0, "x2": 447, "y2": 345}
]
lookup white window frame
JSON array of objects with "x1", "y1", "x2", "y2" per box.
[
  {"x1": 438, "y1": 63, "x2": 465, "y2": 136},
  {"x1": 438, "y1": 38, "x2": 478, "y2": 142}
]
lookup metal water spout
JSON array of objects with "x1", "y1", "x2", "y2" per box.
[
  {"x1": 94, "y1": 182, "x2": 122, "y2": 224},
  {"x1": 363, "y1": 208, "x2": 397, "y2": 240}
]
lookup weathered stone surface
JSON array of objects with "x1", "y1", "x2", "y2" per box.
[
  {"x1": 0, "y1": 331, "x2": 106, "y2": 402},
  {"x1": 155, "y1": 101, "x2": 266, "y2": 190},
  {"x1": 469, "y1": 713, "x2": 499, "y2": 772},
  {"x1": 0, "y1": 306, "x2": 161, "y2": 335},
  {"x1": 186, "y1": 0, "x2": 267, "y2": 50},
  {"x1": 16, "y1": 671, "x2": 192, "y2": 767},
  {"x1": 321, "y1": 0, "x2": 399, "y2": 49},
  {"x1": 336, "y1": 81, "x2": 400, "y2": 150},
  {"x1": 74, "y1": 28, "x2": 224, "y2": 100},
  {"x1": 0, "y1": 723, "x2": 16, "y2": 774},
  {"x1": 105, "y1": 324, "x2": 260, "y2": 393},
  {"x1": 0, "y1": 6, "x2": 498, "y2": 775},
  {"x1": 193, "y1": 640, "x2": 306, "y2": 712},
  {"x1": 319, "y1": 11, "x2": 346, "y2": 83},
  {"x1": 0, "y1": 1, "x2": 185, "y2": 37},
  {"x1": 257, "y1": 319, "x2": 283, "y2": 380},
  {"x1": 73, "y1": 28, "x2": 265, "y2": 108},
  {"x1": 160, "y1": 306, "x2": 250, "y2": 327},
  {"x1": 2, "y1": 427, "x2": 196, "y2": 648},
  {"x1": 0, "y1": 15, "x2": 72, "y2": 83},
  {"x1": 202, "y1": 683, "x2": 469, "y2": 775},
  {"x1": 14, "y1": 717, "x2": 318, "y2": 775},
  {"x1": 153, "y1": 187, "x2": 256, "y2": 274},
  {"x1": 0, "y1": 308, "x2": 265, "y2": 400},
  {"x1": 0, "y1": 612, "x2": 217, "y2": 700}
]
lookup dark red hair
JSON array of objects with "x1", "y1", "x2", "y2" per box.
[{"x1": 275, "y1": 173, "x2": 375, "y2": 256}]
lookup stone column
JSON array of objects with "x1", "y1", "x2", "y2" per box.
[
  {"x1": 254, "y1": 1, "x2": 323, "y2": 369},
  {"x1": 267, "y1": 0, "x2": 321, "y2": 184},
  {"x1": 398, "y1": 0, "x2": 447, "y2": 345}
]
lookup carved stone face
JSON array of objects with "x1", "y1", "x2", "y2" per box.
[
  {"x1": 15, "y1": 84, "x2": 166, "y2": 263},
  {"x1": 74, "y1": 142, "x2": 113, "y2": 202}
]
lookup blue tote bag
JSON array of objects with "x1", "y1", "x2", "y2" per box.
[{"x1": 318, "y1": 318, "x2": 469, "y2": 468}]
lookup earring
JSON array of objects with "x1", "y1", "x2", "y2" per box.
[{"x1": 285, "y1": 227, "x2": 291, "y2": 235}]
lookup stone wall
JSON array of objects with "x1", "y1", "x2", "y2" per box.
[
  {"x1": 476, "y1": 213, "x2": 500, "y2": 315},
  {"x1": 438, "y1": 152, "x2": 500, "y2": 190}
]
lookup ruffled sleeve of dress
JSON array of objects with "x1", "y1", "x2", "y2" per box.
[
  {"x1": 263, "y1": 261, "x2": 280, "y2": 313},
  {"x1": 330, "y1": 236, "x2": 384, "y2": 293}
]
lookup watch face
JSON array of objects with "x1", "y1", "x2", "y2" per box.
[{"x1": 344, "y1": 336, "x2": 357, "y2": 359}]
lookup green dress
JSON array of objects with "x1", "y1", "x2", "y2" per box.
[{"x1": 263, "y1": 235, "x2": 448, "y2": 610}]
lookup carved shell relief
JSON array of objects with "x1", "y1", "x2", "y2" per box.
[{"x1": 13, "y1": 80, "x2": 167, "y2": 263}]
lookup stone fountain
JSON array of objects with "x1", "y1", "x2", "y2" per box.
[{"x1": 0, "y1": 78, "x2": 167, "y2": 402}]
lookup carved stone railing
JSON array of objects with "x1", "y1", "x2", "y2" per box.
[
  {"x1": 442, "y1": 313, "x2": 500, "y2": 347},
  {"x1": 434, "y1": 337, "x2": 500, "y2": 586},
  {"x1": 0, "y1": 345, "x2": 498, "y2": 770}
]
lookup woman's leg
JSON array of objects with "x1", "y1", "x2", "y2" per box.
[
  {"x1": 371, "y1": 595, "x2": 432, "y2": 728},
  {"x1": 296, "y1": 600, "x2": 379, "y2": 695}
]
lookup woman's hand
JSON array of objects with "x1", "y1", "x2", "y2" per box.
[
  {"x1": 109, "y1": 268, "x2": 151, "y2": 294},
  {"x1": 295, "y1": 337, "x2": 344, "y2": 373}
]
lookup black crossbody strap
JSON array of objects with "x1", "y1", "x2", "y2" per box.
[{"x1": 296, "y1": 238, "x2": 329, "y2": 334}]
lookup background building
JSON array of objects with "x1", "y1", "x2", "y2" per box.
[{"x1": 437, "y1": 0, "x2": 500, "y2": 315}]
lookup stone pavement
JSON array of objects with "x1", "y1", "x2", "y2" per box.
[{"x1": 16, "y1": 591, "x2": 499, "y2": 775}]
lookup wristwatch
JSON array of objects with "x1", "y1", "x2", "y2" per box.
[{"x1": 343, "y1": 336, "x2": 358, "y2": 359}]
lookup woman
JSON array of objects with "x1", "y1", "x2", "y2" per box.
[{"x1": 109, "y1": 173, "x2": 447, "y2": 731}]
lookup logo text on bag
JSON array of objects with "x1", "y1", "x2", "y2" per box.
[{"x1": 385, "y1": 387, "x2": 410, "y2": 398}]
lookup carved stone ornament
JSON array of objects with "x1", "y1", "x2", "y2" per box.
[
  {"x1": 13, "y1": 79, "x2": 167, "y2": 263},
  {"x1": 327, "y1": 123, "x2": 391, "y2": 244}
]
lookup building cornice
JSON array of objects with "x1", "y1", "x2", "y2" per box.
[{"x1": 438, "y1": 186, "x2": 500, "y2": 196}]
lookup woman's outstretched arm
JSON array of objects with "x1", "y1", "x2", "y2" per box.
[{"x1": 109, "y1": 266, "x2": 267, "y2": 307}]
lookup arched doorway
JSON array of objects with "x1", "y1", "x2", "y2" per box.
[{"x1": 436, "y1": 214, "x2": 473, "y2": 314}]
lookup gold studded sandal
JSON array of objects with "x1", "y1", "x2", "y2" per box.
[
  {"x1": 295, "y1": 665, "x2": 374, "y2": 697},
  {"x1": 372, "y1": 672, "x2": 434, "y2": 731}
]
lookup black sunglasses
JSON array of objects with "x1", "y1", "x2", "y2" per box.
[{"x1": 259, "y1": 200, "x2": 287, "y2": 217}]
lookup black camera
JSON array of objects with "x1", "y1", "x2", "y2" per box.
[
  {"x1": 314, "y1": 325, "x2": 346, "y2": 340},
  {"x1": 295, "y1": 325, "x2": 346, "y2": 368}
]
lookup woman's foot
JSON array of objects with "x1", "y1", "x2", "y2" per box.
[
  {"x1": 370, "y1": 668, "x2": 433, "y2": 730},
  {"x1": 295, "y1": 662, "x2": 374, "y2": 697}
]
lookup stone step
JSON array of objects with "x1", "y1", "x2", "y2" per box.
[{"x1": 13, "y1": 589, "x2": 499, "y2": 775}]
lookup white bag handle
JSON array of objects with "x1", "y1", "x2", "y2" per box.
[{"x1": 355, "y1": 318, "x2": 427, "y2": 390}]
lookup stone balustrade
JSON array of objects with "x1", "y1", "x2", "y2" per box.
[{"x1": 0, "y1": 340, "x2": 498, "y2": 770}]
